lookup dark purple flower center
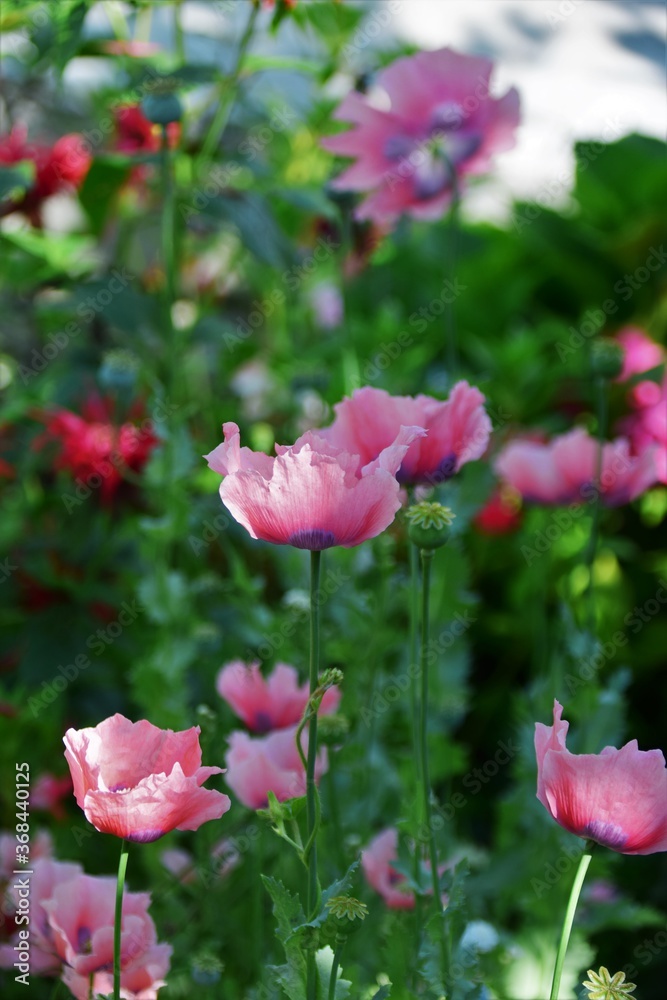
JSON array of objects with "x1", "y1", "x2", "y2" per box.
[
  {"x1": 109, "y1": 782, "x2": 130, "y2": 792},
  {"x1": 288, "y1": 529, "x2": 336, "y2": 550},
  {"x1": 253, "y1": 711, "x2": 274, "y2": 734},
  {"x1": 581, "y1": 819, "x2": 628, "y2": 851},
  {"x1": 126, "y1": 827, "x2": 165, "y2": 844},
  {"x1": 77, "y1": 926, "x2": 92, "y2": 953}
]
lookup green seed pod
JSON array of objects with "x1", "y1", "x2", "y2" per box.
[
  {"x1": 141, "y1": 93, "x2": 182, "y2": 126},
  {"x1": 405, "y1": 502, "x2": 455, "y2": 550},
  {"x1": 591, "y1": 338, "x2": 624, "y2": 380}
]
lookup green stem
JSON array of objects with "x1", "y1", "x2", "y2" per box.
[
  {"x1": 306, "y1": 549, "x2": 322, "y2": 1000},
  {"x1": 88, "y1": 972, "x2": 94, "y2": 1000},
  {"x1": 174, "y1": 0, "x2": 185, "y2": 64},
  {"x1": 327, "y1": 939, "x2": 345, "y2": 1000},
  {"x1": 419, "y1": 549, "x2": 447, "y2": 978},
  {"x1": 549, "y1": 844, "x2": 594, "y2": 1000},
  {"x1": 585, "y1": 375, "x2": 607, "y2": 636},
  {"x1": 194, "y1": 2, "x2": 258, "y2": 179},
  {"x1": 444, "y1": 166, "x2": 460, "y2": 378},
  {"x1": 113, "y1": 839, "x2": 129, "y2": 1000}
]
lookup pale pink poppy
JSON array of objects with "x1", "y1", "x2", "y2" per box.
[
  {"x1": 320, "y1": 381, "x2": 491, "y2": 486},
  {"x1": 31, "y1": 772, "x2": 73, "y2": 819},
  {"x1": 361, "y1": 828, "x2": 415, "y2": 909},
  {"x1": 224, "y1": 726, "x2": 327, "y2": 809},
  {"x1": 63, "y1": 714, "x2": 231, "y2": 843},
  {"x1": 0, "y1": 857, "x2": 83, "y2": 975},
  {"x1": 535, "y1": 700, "x2": 667, "y2": 855},
  {"x1": 204, "y1": 422, "x2": 425, "y2": 549},
  {"x1": 322, "y1": 47, "x2": 520, "y2": 224},
  {"x1": 216, "y1": 660, "x2": 341, "y2": 732},
  {"x1": 43, "y1": 874, "x2": 164, "y2": 977},
  {"x1": 62, "y1": 942, "x2": 171, "y2": 1000},
  {"x1": 494, "y1": 427, "x2": 656, "y2": 506}
]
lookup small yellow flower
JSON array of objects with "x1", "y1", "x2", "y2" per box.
[{"x1": 582, "y1": 967, "x2": 637, "y2": 1000}]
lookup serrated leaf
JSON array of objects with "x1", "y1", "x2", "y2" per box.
[
  {"x1": 293, "y1": 860, "x2": 359, "y2": 933},
  {"x1": 262, "y1": 877, "x2": 307, "y2": 1000}
]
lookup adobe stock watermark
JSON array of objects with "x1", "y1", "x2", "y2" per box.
[
  {"x1": 361, "y1": 611, "x2": 477, "y2": 726},
  {"x1": 60, "y1": 399, "x2": 178, "y2": 512},
  {"x1": 555, "y1": 245, "x2": 667, "y2": 362},
  {"x1": 19, "y1": 268, "x2": 135, "y2": 384},
  {"x1": 565, "y1": 579, "x2": 667, "y2": 693},
  {"x1": 246, "y1": 568, "x2": 351, "y2": 664},
  {"x1": 28, "y1": 600, "x2": 144, "y2": 717},
  {"x1": 513, "y1": 118, "x2": 624, "y2": 233},
  {"x1": 520, "y1": 451, "x2": 642, "y2": 565}
]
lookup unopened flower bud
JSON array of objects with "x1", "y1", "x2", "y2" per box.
[
  {"x1": 591, "y1": 339, "x2": 624, "y2": 380},
  {"x1": 142, "y1": 93, "x2": 182, "y2": 126}
]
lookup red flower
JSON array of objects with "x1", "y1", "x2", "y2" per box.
[
  {"x1": 0, "y1": 127, "x2": 90, "y2": 225},
  {"x1": 64, "y1": 714, "x2": 231, "y2": 843},
  {"x1": 535, "y1": 700, "x2": 667, "y2": 855},
  {"x1": 37, "y1": 395, "x2": 158, "y2": 503},
  {"x1": 472, "y1": 486, "x2": 522, "y2": 535},
  {"x1": 115, "y1": 105, "x2": 179, "y2": 155}
]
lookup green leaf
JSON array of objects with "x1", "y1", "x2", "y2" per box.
[
  {"x1": 315, "y1": 946, "x2": 352, "y2": 1000},
  {"x1": 0, "y1": 162, "x2": 35, "y2": 201},
  {"x1": 262, "y1": 877, "x2": 307, "y2": 1000},
  {"x1": 244, "y1": 55, "x2": 320, "y2": 77},
  {"x1": 202, "y1": 192, "x2": 292, "y2": 268},
  {"x1": 293, "y1": 860, "x2": 360, "y2": 934},
  {"x1": 78, "y1": 159, "x2": 131, "y2": 235},
  {"x1": 371, "y1": 987, "x2": 392, "y2": 1000}
]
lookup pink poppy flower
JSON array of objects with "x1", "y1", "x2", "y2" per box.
[
  {"x1": 63, "y1": 714, "x2": 231, "y2": 843},
  {"x1": 361, "y1": 828, "x2": 415, "y2": 910},
  {"x1": 224, "y1": 725, "x2": 327, "y2": 809},
  {"x1": 42, "y1": 872, "x2": 171, "y2": 992},
  {"x1": 322, "y1": 48, "x2": 520, "y2": 225},
  {"x1": 216, "y1": 660, "x2": 341, "y2": 732},
  {"x1": 0, "y1": 857, "x2": 83, "y2": 975},
  {"x1": 535, "y1": 700, "x2": 667, "y2": 855},
  {"x1": 494, "y1": 427, "x2": 657, "y2": 506},
  {"x1": 204, "y1": 421, "x2": 425, "y2": 549},
  {"x1": 320, "y1": 381, "x2": 491, "y2": 486}
]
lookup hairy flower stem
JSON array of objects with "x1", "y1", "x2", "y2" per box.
[
  {"x1": 418, "y1": 549, "x2": 448, "y2": 981},
  {"x1": 113, "y1": 839, "x2": 129, "y2": 1000},
  {"x1": 550, "y1": 843, "x2": 594, "y2": 1000},
  {"x1": 306, "y1": 550, "x2": 322, "y2": 1000}
]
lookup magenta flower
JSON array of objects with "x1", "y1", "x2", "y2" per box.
[
  {"x1": 224, "y1": 725, "x2": 327, "y2": 810},
  {"x1": 216, "y1": 660, "x2": 341, "y2": 733},
  {"x1": 535, "y1": 700, "x2": 667, "y2": 855},
  {"x1": 320, "y1": 381, "x2": 491, "y2": 486},
  {"x1": 616, "y1": 326, "x2": 664, "y2": 386},
  {"x1": 494, "y1": 428, "x2": 657, "y2": 506},
  {"x1": 204, "y1": 421, "x2": 425, "y2": 549},
  {"x1": 322, "y1": 47, "x2": 520, "y2": 225},
  {"x1": 361, "y1": 828, "x2": 416, "y2": 910},
  {"x1": 63, "y1": 714, "x2": 231, "y2": 843}
]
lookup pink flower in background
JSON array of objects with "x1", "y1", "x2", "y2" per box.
[
  {"x1": 310, "y1": 282, "x2": 344, "y2": 329},
  {"x1": 31, "y1": 773, "x2": 73, "y2": 820},
  {"x1": 101, "y1": 40, "x2": 162, "y2": 57},
  {"x1": 63, "y1": 714, "x2": 231, "y2": 843},
  {"x1": 322, "y1": 48, "x2": 520, "y2": 225},
  {"x1": 321, "y1": 382, "x2": 491, "y2": 485},
  {"x1": 494, "y1": 427, "x2": 657, "y2": 506},
  {"x1": 361, "y1": 828, "x2": 415, "y2": 909},
  {"x1": 616, "y1": 327, "x2": 664, "y2": 387},
  {"x1": 614, "y1": 328, "x2": 667, "y2": 484},
  {"x1": 160, "y1": 838, "x2": 239, "y2": 885},
  {"x1": 216, "y1": 661, "x2": 341, "y2": 732},
  {"x1": 224, "y1": 726, "x2": 327, "y2": 809},
  {"x1": 43, "y1": 873, "x2": 171, "y2": 990},
  {"x1": 0, "y1": 126, "x2": 90, "y2": 224},
  {"x1": 535, "y1": 700, "x2": 667, "y2": 855},
  {"x1": 205, "y1": 421, "x2": 425, "y2": 549},
  {"x1": 0, "y1": 857, "x2": 83, "y2": 975}
]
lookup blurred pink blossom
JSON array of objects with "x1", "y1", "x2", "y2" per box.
[
  {"x1": 224, "y1": 725, "x2": 327, "y2": 809},
  {"x1": 322, "y1": 48, "x2": 519, "y2": 225},
  {"x1": 216, "y1": 660, "x2": 340, "y2": 732}
]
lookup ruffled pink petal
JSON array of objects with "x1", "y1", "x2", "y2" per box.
[
  {"x1": 361, "y1": 828, "x2": 414, "y2": 910},
  {"x1": 204, "y1": 421, "x2": 274, "y2": 478},
  {"x1": 225, "y1": 727, "x2": 327, "y2": 809},
  {"x1": 81, "y1": 762, "x2": 230, "y2": 842}
]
